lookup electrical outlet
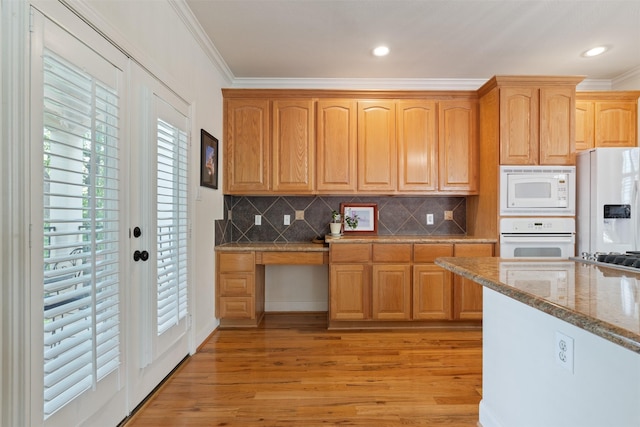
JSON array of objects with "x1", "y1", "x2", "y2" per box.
[
  {"x1": 555, "y1": 331, "x2": 574, "y2": 373},
  {"x1": 284, "y1": 215, "x2": 291, "y2": 225},
  {"x1": 426, "y1": 213, "x2": 434, "y2": 225},
  {"x1": 444, "y1": 210, "x2": 454, "y2": 220},
  {"x1": 254, "y1": 215, "x2": 262, "y2": 225},
  {"x1": 295, "y1": 210, "x2": 305, "y2": 220}
]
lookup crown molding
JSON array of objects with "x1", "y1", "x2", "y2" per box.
[
  {"x1": 228, "y1": 77, "x2": 489, "y2": 90},
  {"x1": 576, "y1": 79, "x2": 613, "y2": 91},
  {"x1": 171, "y1": 0, "x2": 234, "y2": 85},
  {"x1": 612, "y1": 66, "x2": 640, "y2": 90}
]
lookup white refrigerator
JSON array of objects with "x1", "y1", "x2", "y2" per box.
[{"x1": 576, "y1": 147, "x2": 640, "y2": 255}]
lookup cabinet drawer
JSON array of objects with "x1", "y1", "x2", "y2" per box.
[
  {"x1": 218, "y1": 252, "x2": 254, "y2": 272},
  {"x1": 330, "y1": 244, "x2": 371, "y2": 263},
  {"x1": 372, "y1": 244, "x2": 411, "y2": 263},
  {"x1": 259, "y1": 251, "x2": 327, "y2": 265},
  {"x1": 219, "y1": 273, "x2": 254, "y2": 296},
  {"x1": 454, "y1": 243, "x2": 494, "y2": 257},
  {"x1": 414, "y1": 243, "x2": 454, "y2": 263},
  {"x1": 218, "y1": 297, "x2": 255, "y2": 319}
]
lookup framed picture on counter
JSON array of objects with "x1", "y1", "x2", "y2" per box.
[
  {"x1": 200, "y1": 129, "x2": 218, "y2": 189},
  {"x1": 341, "y1": 203, "x2": 378, "y2": 234}
]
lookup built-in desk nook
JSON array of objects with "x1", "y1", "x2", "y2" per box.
[
  {"x1": 215, "y1": 242, "x2": 329, "y2": 328},
  {"x1": 215, "y1": 236, "x2": 496, "y2": 329}
]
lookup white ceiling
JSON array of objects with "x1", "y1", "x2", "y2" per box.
[{"x1": 184, "y1": 0, "x2": 640, "y2": 87}]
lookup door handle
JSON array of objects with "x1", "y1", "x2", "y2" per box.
[{"x1": 133, "y1": 250, "x2": 149, "y2": 262}]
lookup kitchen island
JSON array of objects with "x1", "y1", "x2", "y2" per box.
[{"x1": 435, "y1": 257, "x2": 640, "y2": 427}]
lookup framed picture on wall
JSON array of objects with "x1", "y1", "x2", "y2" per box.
[
  {"x1": 340, "y1": 203, "x2": 378, "y2": 234},
  {"x1": 200, "y1": 129, "x2": 218, "y2": 189}
]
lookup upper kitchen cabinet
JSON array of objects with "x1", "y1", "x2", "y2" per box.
[
  {"x1": 397, "y1": 101, "x2": 438, "y2": 192},
  {"x1": 358, "y1": 101, "x2": 397, "y2": 192},
  {"x1": 438, "y1": 100, "x2": 478, "y2": 193},
  {"x1": 374, "y1": 98, "x2": 479, "y2": 195},
  {"x1": 272, "y1": 100, "x2": 315, "y2": 192},
  {"x1": 316, "y1": 100, "x2": 357, "y2": 193},
  {"x1": 223, "y1": 89, "x2": 479, "y2": 195},
  {"x1": 483, "y1": 76, "x2": 583, "y2": 166},
  {"x1": 575, "y1": 92, "x2": 640, "y2": 151},
  {"x1": 223, "y1": 94, "x2": 314, "y2": 194},
  {"x1": 224, "y1": 98, "x2": 270, "y2": 193},
  {"x1": 499, "y1": 86, "x2": 538, "y2": 165},
  {"x1": 538, "y1": 87, "x2": 575, "y2": 165}
]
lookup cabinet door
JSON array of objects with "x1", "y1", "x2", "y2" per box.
[
  {"x1": 272, "y1": 100, "x2": 314, "y2": 192},
  {"x1": 397, "y1": 101, "x2": 437, "y2": 192},
  {"x1": 575, "y1": 100, "x2": 595, "y2": 151},
  {"x1": 438, "y1": 100, "x2": 478, "y2": 193},
  {"x1": 372, "y1": 264, "x2": 412, "y2": 320},
  {"x1": 316, "y1": 100, "x2": 357, "y2": 192},
  {"x1": 224, "y1": 99, "x2": 270, "y2": 193},
  {"x1": 358, "y1": 101, "x2": 396, "y2": 192},
  {"x1": 500, "y1": 87, "x2": 538, "y2": 165},
  {"x1": 453, "y1": 243, "x2": 494, "y2": 320},
  {"x1": 595, "y1": 101, "x2": 637, "y2": 148},
  {"x1": 539, "y1": 87, "x2": 575, "y2": 165},
  {"x1": 413, "y1": 265, "x2": 452, "y2": 320},
  {"x1": 330, "y1": 264, "x2": 370, "y2": 320}
]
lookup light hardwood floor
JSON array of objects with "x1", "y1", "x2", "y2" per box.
[{"x1": 123, "y1": 313, "x2": 482, "y2": 426}]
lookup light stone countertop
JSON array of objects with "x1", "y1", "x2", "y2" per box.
[
  {"x1": 435, "y1": 257, "x2": 640, "y2": 354},
  {"x1": 215, "y1": 235, "x2": 497, "y2": 252},
  {"x1": 324, "y1": 235, "x2": 497, "y2": 244},
  {"x1": 215, "y1": 241, "x2": 328, "y2": 252}
]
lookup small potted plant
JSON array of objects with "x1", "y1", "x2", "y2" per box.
[
  {"x1": 329, "y1": 210, "x2": 342, "y2": 236},
  {"x1": 343, "y1": 212, "x2": 359, "y2": 231}
]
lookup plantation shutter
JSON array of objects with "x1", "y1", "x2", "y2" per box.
[
  {"x1": 42, "y1": 49, "x2": 121, "y2": 417},
  {"x1": 155, "y1": 117, "x2": 188, "y2": 335}
]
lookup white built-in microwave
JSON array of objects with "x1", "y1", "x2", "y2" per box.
[{"x1": 500, "y1": 166, "x2": 576, "y2": 216}]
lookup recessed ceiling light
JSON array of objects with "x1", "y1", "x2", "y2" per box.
[
  {"x1": 582, "y1": 46, "x2": 608, "y2": 57},
  {"x1": 372, "y1": 46, "x2": 390, "y2": 57}
]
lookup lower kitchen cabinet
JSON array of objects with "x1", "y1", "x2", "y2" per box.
[
  {"x1": 413, "y1": 265, "x2": 453, "y2": 320},
  {"x1": 453, "y1": 243, "x2": 494, "y2": 320},
  {"x1": 413, "y1": 243, "x2": 455, "y2": 320},
  {"x1": 329, "y1": 243, "x2": 371, "y2": 321},
  {"x1": 329, "y1": 263, "x2": 370, "y2": 320},
  {"x1": 216, "y1": 251, "x2": 264, "y2": 327},
  {"x1": 371, "y1": 244, "x2": 412, "y2": 320},
  {"x1": 328, "y1": 241, "x2": 493, "y2": 327},
  {"x1": 372, "y1": 264, "x2": 412, "y2": 320}
]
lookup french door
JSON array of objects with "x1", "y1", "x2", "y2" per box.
[
  {"x1": 127, "y1": 62, "x2": 191, "y2": 409},
  {"x1": 30, "y1": 5, "x2": 190, "y2": 426}
]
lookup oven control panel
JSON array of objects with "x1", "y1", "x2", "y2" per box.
[{"x1": 500, "y1": 217, "x2": 575, "y2": 234}]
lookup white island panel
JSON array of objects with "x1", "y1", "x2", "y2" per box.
[{"x1": 481, "y1": 288, "x2": 640, "y2": 427}]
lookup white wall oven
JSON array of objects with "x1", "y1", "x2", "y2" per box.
[
  {"x1": 500, "y1": 166, "x2": 576, "y2": 216},
  {"x1": 500, "y1": 218, "x2": 575, "y2": 259}
]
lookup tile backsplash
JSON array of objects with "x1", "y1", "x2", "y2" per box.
[{"x1": 215, "y1": 195, "x2": 466, "y2": 245}]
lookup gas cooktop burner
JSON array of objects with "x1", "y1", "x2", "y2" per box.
[{"x1": 572, "y1": 251, "x2": 640, "y2": 273}]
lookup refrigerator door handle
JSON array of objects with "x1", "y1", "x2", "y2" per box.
[{"x1": 634, "y1": 179, "x2": 639, "y2": 251}]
